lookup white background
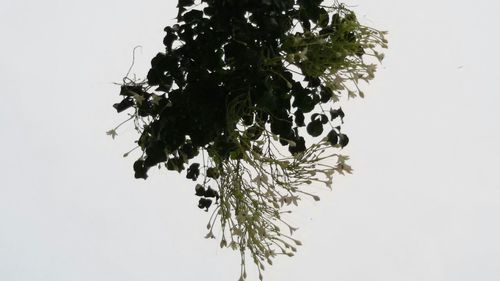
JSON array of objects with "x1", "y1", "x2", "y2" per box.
[{"x1": 1, "y1": 0, "x2": 499, "y2": 280}]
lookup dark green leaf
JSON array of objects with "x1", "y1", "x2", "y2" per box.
[
  {"x1": 306, "y1": 120, "x2": 323, "y2": 137},
  {"x1": 177, "y1": 0, "x2": 194, "y2": 8},
  {"x1": 186, "y1": 163, "x2": 200, "y2": 180},
  {"x1": 294, "y1": 110, "x2": 305, "y2": 127},
  {"x1": 206, "y1": 167, "x2": 220, "y2": 179},
  {"x1": 204, "y1": 186, "x2": 219, "y2": 199},
  {"x1": 326, "y1": 129, "x2": 338, "y2": 146},
  {"x1": 330, "y1": 108, "x2": 345, "y2": 122},
  {"x1": 195, "y1": 184, "x2": 205, "y2": 196},
  {"x1": 133, "y1": 160, "x2": 149, "y2": 179},
  {"x1": 288, "y1": 137, "x2": 306, "y2": 155},
  {"x1": 198, "y1": 198, "x2": 212, "y2": 211},
  {"x1": 113, "y1": 98, "x2": 134, "y2": 113},
  {"x1": 339, "y1": 134, "x2": 349, "y2": 148}
]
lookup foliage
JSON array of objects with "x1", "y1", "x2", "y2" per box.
[{"x1": 110, "y1": 0, "x2": 386, "y2": 279}]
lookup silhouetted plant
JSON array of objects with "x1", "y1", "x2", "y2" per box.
[{"x1": 109, "y1": 1, "x2": 387, "y2": 279}]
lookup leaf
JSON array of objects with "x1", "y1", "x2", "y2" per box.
[
  {"x1": 195, "y1": 184, "x2": 205, "y2": 196},
  {"x1": 326, "y1": 129, "x2": 338, "y2": 146},
  {"x1": 319, "y1": 86, "x2": 333, "y2": 103},
  {"x1": 119, "y1": 85, "x2": 142, "y2": 97},
  {"x1": 204, "y1": 186, "x2": 219, "y2": 199},
  {"x1": 133, "y1": 160, "x2": 149, "y2": 179},
  {"x1": 166, "y1": 157, "x2": 184, "y2": 172},
  {"x1": 294, "y1": 110, "x2": 305, "y2": 127},
  {"x1": 329, "y1": 107, "x2": 345, "y2": 122},
  {"x1": 288, "y1": 137, "x2": 306, "y2": 155},
  {"x1": 319, "y1": 114, "x2": 329, "y2": 124},
  {"x1": 312, "y1": 113, "x2": 328, "y2": 124},
  {"x1": 198, "y1": 198, "x2": 212, "y2": 211},
  {"x1": 163, "y1": 27, "x2": 178, "y2": 51},
  {"x1": 113, "y1": 98, "x2": 134, "y2": 113},
  {"x1": 144, "y1": 141, "x2": 167, "y2": 167},
  {"x1": 206, "y1": 167, "x2": 220, "y2": 179},
  {"x1": 339, "y1": 134, "x2": 349, "y2": 148},
  {"x1": 177, "y1": 0, "x2": 194, "y2": 8},
  {"x1": 186, "y1": 163, "x2": 200, "y2": 180},
  {"x1": 318, "y1": 8, "x2": 329, "y2": 28},
  {"x1": 306, "y1": 120, "x2": 323, "y2": 137},
  {"x1": 182, "y1": 9, "x2": 203, "y2": 24}
]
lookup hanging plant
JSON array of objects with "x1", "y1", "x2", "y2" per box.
[{"x1": 109, "y1": 0, "x2": 387, "y2": 280}]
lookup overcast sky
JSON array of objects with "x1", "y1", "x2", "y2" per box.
[{"x1": 1, "y1": 0, "x2": 499, "y2": 280}]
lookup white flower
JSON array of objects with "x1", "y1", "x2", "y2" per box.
[
  {"x1": 331, "y1": 93, "x2": 340, "y2": 102},
  {"x1": 325, "y1": 178, "x2": 333, "y2": 189},
  {"x1": 353, "y1": 73, "x2": 361, "y2": 83},
  {"x1": 280, "y1": 195, "x2": 300, "y2": 206},
  {"x1": 374, "y1": 51, "x2": 385, "y2": 62},
  {"x1": 106, "y1": 129, "x2": 117, "y2": 139},
  {"x1": 337, "y1": 155, "x2": 350, "y2": 164},
  {"x1": 347, "y1": 90, "x2": 357, "y2": 99},
  {"x1": 204, "y1": 230, "x2": 215, "y2": 239},
  {"x1": 324, "y1": 169, "x2": 334, "y2": 177},
  {"x1": 288, "y1": 226, "x2": 299, "y2": 235},
  {"x1": 334, "y1": 163, "x2": 353, "y2": 175},
  {"x1": 232, "y1": 227, "x2": 243, "y2": 236},
  {"x1": 366, "y1": 64, "x2": 377, "y2": 78},
  {"x1": 220, "y1": 238, "x2": 227, "y2": 248},
  {"x1": 333, "y1": 75, "x2": 345, "y2": 88},
  {"x1": 253, "y1": 174, "x2": 268, "y2": 187}
]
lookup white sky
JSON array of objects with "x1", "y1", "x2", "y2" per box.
[{"x1": 1, "y1": 0, "x2": 499, "y2": 280}]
